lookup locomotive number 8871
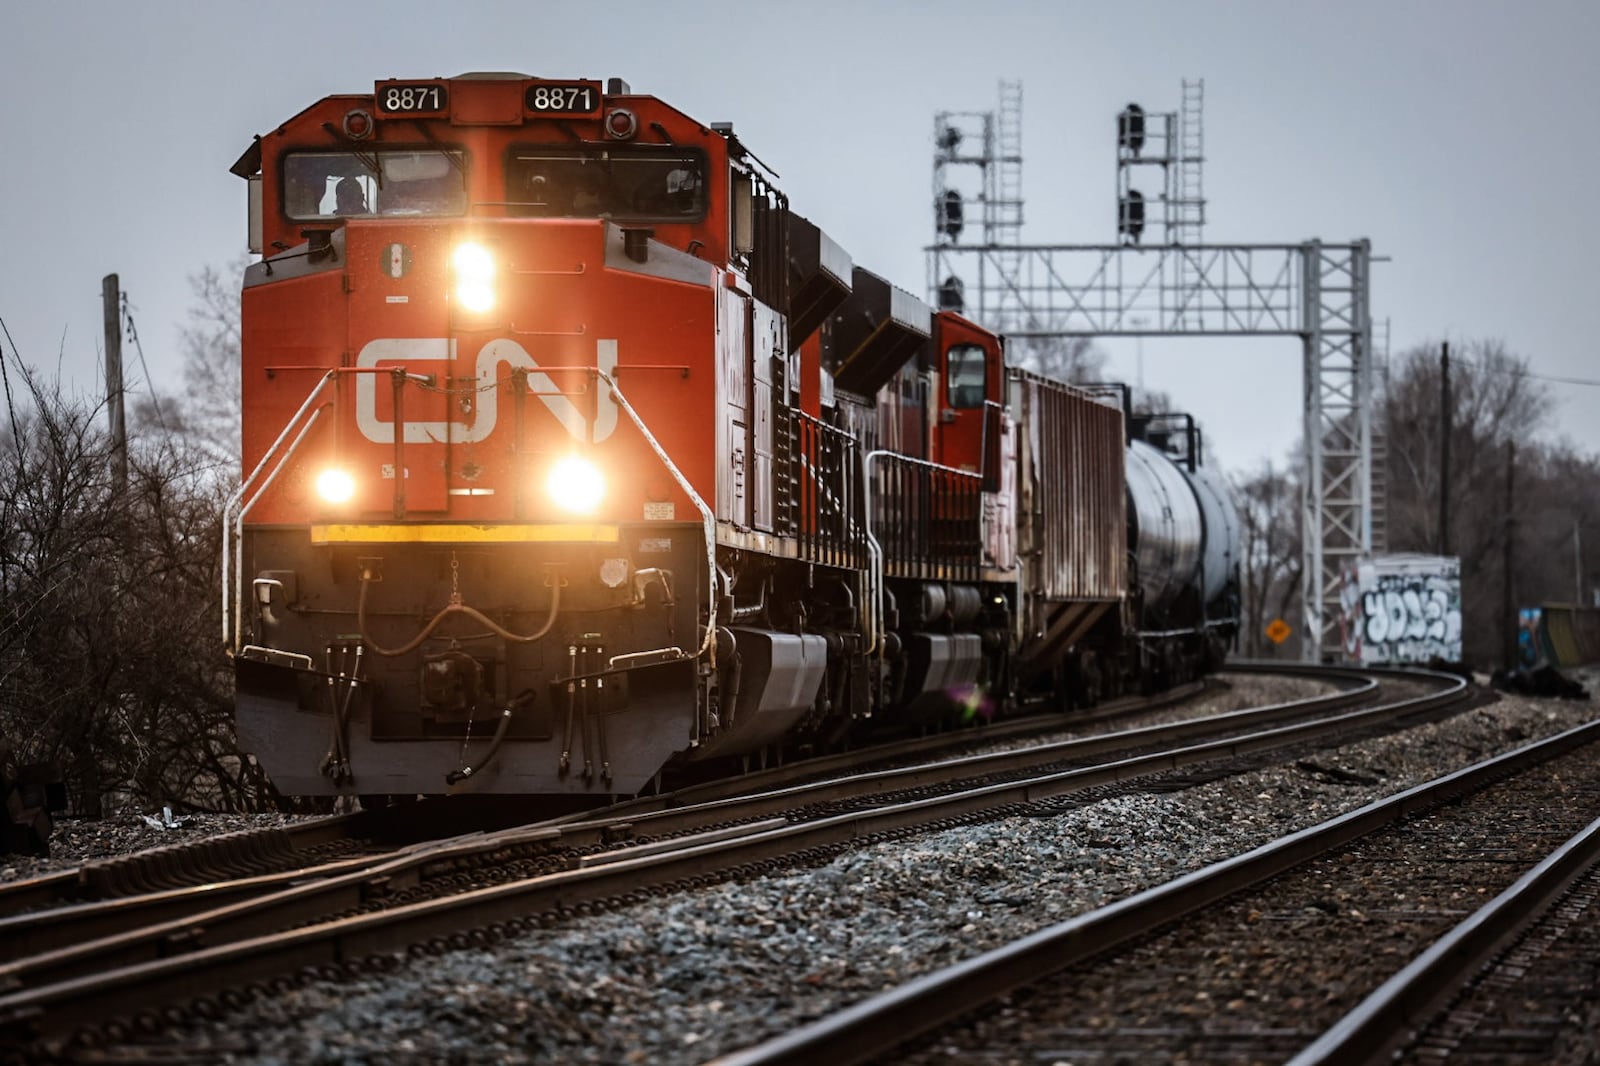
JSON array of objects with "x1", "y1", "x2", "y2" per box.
[{"x1": 224, "y1": 72, "x2": 1240, "y2": 803}]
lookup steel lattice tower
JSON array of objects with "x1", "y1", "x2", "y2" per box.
[{"x1": 927, "y1": 81, "x2": 1377, "y2": 662}]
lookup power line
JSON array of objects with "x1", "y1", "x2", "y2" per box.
[
  {"x1": 0, "y1": 314, "x2": 27, "y2": 459},
  {"x1": 1431, "y1": 353, "x2": 1600, "y2": 389},
  {"x1": 1514, "y1": 368, "x2": 1600, "y2": 388},
  {"x1": 120, "y1": 294, "x2": 169, "y2": 432}
]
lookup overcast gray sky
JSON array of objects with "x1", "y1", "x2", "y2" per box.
[{"x1": 2, "y1": 0, "x2": 1595, "y2": 475}]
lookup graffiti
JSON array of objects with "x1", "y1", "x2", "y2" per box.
[
  {"x1": 1362, "y1": 575, "x2": 1460, "y2": 662},
  {"x1": 1338, "y1": 565, "x2": 1364, "y2": 660},
  {"x1": 1517, "y1": 607, "x2": 1547, "y2": 669},
  {"x1": 1519, "y1": 605, "x2": 1600, "y2": 668},
  {"x1": 1340, "y1": 555, "x2": 1462, "y2": 665}
]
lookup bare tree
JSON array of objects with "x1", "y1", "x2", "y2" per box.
[
  {"x1": 0, "y1": 381, "x2": 123, "y2": 815},
  {"x1": 1385, "y1": 340, "x2": 1547, "y2": 556},
  {"x1": 0, "y1": 268, "x2": 273, "y2": 818},
  {"x1": 1007, "y1": 335, "x2": 1106, "y2": 384},
  {"x1": 1231, "y1": 460, "x2": 1303, "y2": 657},
  {"x1": 1379, "y1": 338, "x2": 1595, "y2": 666},
  {"x1": 1131, "y1": 387, "x2": 1175, "y2": 416},
  {"x1": 131, "y1": 258, "x2": 246, "y2": 470}
]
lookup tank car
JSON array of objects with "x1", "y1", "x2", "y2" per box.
[
  {"x1": 223, "y1": 73, "x2": 1239, "y2": 804},
  {"x1": 1122, "y1": 411, "x2": 1241, "y2": 688}
]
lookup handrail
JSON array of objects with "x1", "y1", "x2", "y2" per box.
[
  {"x1": 791, "y1": 411, "x2": 865, "y2": 570},
  {"x1": 222, "y1": 371, "x2": 337, "y2": 653},
  {"x1": 861, "y1": 449, "x2": 983, "y2": 656},
  {"x1": 596, "y1": 369, "x2": 719, "y2": 669},
  {"x1": 223, "y1": 365, "x2": 718, "y2": 669}
]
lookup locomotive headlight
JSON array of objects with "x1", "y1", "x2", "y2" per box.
[
  {"x1": 547, "y1": 455, "x2": 605, "y2": 515},
  {"x1": 314, "y1": 467, "x2": 357, "y2": 505},
  {"x1": 451, "y1": 241, "x2": 497, "y2": 313}
]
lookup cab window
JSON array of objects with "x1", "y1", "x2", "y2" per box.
[
  {"x1": 946, "y1": 344, "x2": 987, "y2": 409},
  {"x1": 505, "y1": 146, "x2": 707, "y2": 221},
  {"x1": 282, "y1": 150, "x2": 466, "y2": 219}
]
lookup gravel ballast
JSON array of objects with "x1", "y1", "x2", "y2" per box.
[{"x1": 84, "y1": 678, "x2": 1593, "y2": 1065}]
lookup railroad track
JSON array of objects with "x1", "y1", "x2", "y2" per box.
[
  {"x1": 712, "y1": 678, "x2": 1600, "y2": 1065},
  {"x1": 0, "y1": 671, "x2": 1301, "y2": 949},
  {"x1": 0, "y1": 676, "x2": 1222, "y2": 924},
  {"x1": 0, "y1": 813, "x2": 361, "y2": 920},
  {"x1": 1296, "y1": 792, "x2": 1600, "y2": 1064},
  {"x1": 0, "y1": 665, "x2": 1449, "y2": 1055},
  {"x1": 0, "y1": 669, "x2": 1360, "y2": 975}
]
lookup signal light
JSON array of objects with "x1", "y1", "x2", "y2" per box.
[
  {"x1": 1118, "y1": 103, "x2": 1145, "y2": 156},
  {"x1": 938, "y1": 189, "x2": 964, "y2": 241},
  {"x1": 938, "y1": 276, "x2": 965, "y2": 313},
  {"x1": 1119, "y1": 189, "x2": 1146, "y2": 245}
]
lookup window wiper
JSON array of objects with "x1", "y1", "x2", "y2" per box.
[
  {"x1": 320, "y1": 122, "x2": 382, "y2": 185},
  {"x1": 411, "y1": 121, "x2": 465, "y2": 176}
]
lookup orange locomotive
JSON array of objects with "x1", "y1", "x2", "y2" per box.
[{"x1": 225, "y1": 74, "x2": 1217, "y2": 802}]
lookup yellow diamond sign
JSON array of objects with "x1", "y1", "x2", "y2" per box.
[{"x1": 1265, "y1": 618, "x2": 1291, "y2": 645}]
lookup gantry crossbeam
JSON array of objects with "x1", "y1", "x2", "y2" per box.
[{"x1": 925, "y1": 239, "x2": 1375, "y2": 661}]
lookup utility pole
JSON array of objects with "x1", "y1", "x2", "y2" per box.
[
  {"x1": 1130, "y1": 315, "x2": 1148, "y2": 394},
  {"x1": 101, "y1": 274, "x2": 128, "y2": 492},
  {"x1": 1576, "y1": 519, "x2": 1583, "y2": 605},
  {"x1": 1502, "y1": 443, "x2": 1516, "y2": 670},
  {"x1": 1438, "y1": 341, "x2": 1450, "y2": 555}
]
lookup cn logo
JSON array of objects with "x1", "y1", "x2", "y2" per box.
[{"x1": 354, "y1": 338, "x2": 618, "y2": 444}]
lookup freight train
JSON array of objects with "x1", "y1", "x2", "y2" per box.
[{"x1": 223, "y1": 73, "x2": 1241, "y2": 801}]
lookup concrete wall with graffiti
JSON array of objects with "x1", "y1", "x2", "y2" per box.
[{"x1": 1338, "y1": 554, "x2": 1463, "y2": 664}]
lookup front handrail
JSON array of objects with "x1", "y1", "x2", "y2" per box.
[
  {"x1": 223, "y1": 366, "x2": 476, "y2": 655},
  {"x1": 224, "y1": 365, "x2": 718, "y2": 669},
  {"x1": 223, "y1": 371, "x2": 337, "y2": 655},
  {"x1": 595, "y1": 368, "x2": 719, "y2": 669}
]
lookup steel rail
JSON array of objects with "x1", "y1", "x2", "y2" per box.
[
  {"x1": 0, "y1": 670, "x2": 1329, "y2": 924},
  {"x1": 0, "y1": 669, "x2": 1372, "y2": 988},
  {"x1": 0, "y1": 873, "x2": 76, "y2": 921},
  {"x1": 0, "y1": 672, "x2": 1264, "y2": 934},
  {"x1": 0, "y1": 813, "x2": 360, "y2": 920},
  {"x1": 708, "y1": 690, "x2": 1600, "y2": 1066},
  {"x1": 1289, "y1": 812, "x2": 1600, "y2": 1066},
  {"x1": 0, "y1": 853, "x2": 388, "y2": 964},
  {"x1": 653, "y1": 677, "x2": 1211, "y2": 806},
  {"x1": 0, "y1": 665, "x2": 1331, "y2": 941},
  {"x1": 650, "y1": 661, "x2": 1378, "y2": 807},
  {"x1": 555, "y1": 671, "x2": 1384, "y2": 836},
  {"x1": 0, "y1": 670, "x2": 1458, "y2": 1043},
  {"x1": 563, "y1": 669, "x2": 1364, "y2": 824}
]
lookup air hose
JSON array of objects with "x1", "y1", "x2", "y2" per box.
[{"x1": 445, "y1": 689, "x2": 536, "y2": 786}]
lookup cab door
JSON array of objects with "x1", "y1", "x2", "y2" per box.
[{"x1": 933, "y1": 313, "x2": 1000, "y2": 476}]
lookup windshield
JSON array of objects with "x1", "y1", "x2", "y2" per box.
[
  {"x1": 505, "y1": 146, "x2": 707, "y2": 221},
  {"x1": 283, "y1": 150, "x2": 467, "y2": 219}
]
